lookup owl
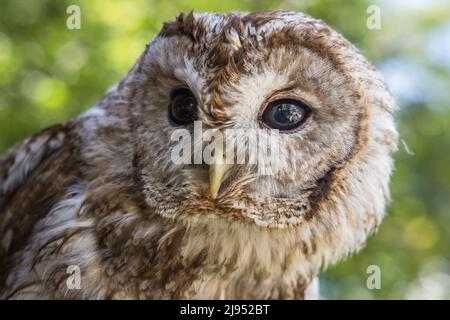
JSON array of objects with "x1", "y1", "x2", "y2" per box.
[{"x1": 0, "y1": 10, "x2": 398, "y2": 299}]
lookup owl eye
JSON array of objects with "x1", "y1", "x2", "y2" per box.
[
  {"x1": 260, "y1": 99, "x2": 310, "y2": 131},
  {"x1": 169, "y1": 88, "x2": 198, "y2": 125}
]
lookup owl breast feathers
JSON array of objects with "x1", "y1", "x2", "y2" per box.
[{"x1": 0, "y1": 10, "x2": 398, "y2": 299}]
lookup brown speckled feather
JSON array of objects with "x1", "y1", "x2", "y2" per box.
[{"x1": 0, "y1": 124, "x2": 83, "y2": 286}]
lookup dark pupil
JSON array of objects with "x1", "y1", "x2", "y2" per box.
[
  {"x1": 174, "y1": 96, "x2": 195, "y2": 119},
  {"x1": 170, "y1": 91, "x2": 197, "y2": 124},
  {"x1": 273, "y1": 104, "x2": 304, "y2": 125}
]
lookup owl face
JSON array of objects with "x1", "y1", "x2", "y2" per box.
[{"x1": 122, "y1": 11, "x2": 397, "y2": 232}]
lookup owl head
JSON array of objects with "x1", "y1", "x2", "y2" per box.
[{"x1": 96, "y1": 10, "x2": 398, "y2": 274}]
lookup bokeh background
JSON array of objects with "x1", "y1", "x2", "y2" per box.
[{"x1": 0, "y1": 0, "x2": 449, "y2": 299}]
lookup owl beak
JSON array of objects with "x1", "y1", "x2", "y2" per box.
[{"x1": 209, "y1": 151, "x2": 233, "y2": 199}]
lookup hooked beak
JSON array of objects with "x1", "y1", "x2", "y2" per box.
[{"x1": 209, "y1": 150, "x2": 233, "y2": 199}]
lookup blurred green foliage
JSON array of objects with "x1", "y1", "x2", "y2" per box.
[{"x1": 0, "y1": 0, "x2": 449, "y2": 299}]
